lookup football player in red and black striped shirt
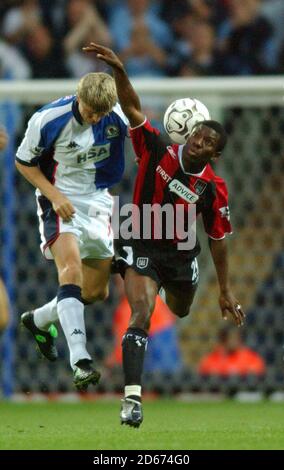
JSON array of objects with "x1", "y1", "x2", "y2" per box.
[{"x1": 84, "y1": 43, "x2": 245, "y2": 427}]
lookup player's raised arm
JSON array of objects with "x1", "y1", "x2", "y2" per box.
[{"x1": 83, "y1": 43, "x2": 144, "y2": 128}]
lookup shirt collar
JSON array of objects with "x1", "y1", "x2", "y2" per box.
[{"x1": 72, "y1": 98, "x2": 83, "y2": 125}]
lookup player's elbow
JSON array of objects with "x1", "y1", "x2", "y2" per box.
[
  {"x1": 126, "y1": 109, "x2": 144, "y2": 129},
  {"x1": 15, "y1": 159, "x2": 26, "y2": 175},
  {"x1": 209, "y1": 237, "x2": 226, "y2": 248},
  {"x1": 93, "y1": 287, "x2": 109, "y2": 302},
  {"x1": 15, "y1": 159, "x2": 21, "y2": 171}
]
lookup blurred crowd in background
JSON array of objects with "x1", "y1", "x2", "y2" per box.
[{"x1": 1, "y1": 0, "x2": 284, "y2": 81}]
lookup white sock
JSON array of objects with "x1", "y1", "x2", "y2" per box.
[
  {"x1": 57, "y1": 297, "x2": 91, "y2": 369},
  {"x1": 125, "y1": 385, "x2": 141, "y2": 399},
  {"x1": 33, "y1": 297, "x2": 58, "y2": 331}
]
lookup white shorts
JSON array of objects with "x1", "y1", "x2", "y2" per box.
[{"x1": 36, "y1": 189, "x2": 114, "y2": 260}]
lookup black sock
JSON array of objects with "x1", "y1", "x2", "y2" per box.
[{"x1": 122, "y1": 327, "x2": 148, "y2": 387}]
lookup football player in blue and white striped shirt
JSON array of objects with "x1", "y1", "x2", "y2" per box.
[{"x1": 16, "y1": 71, "x2": 128, "y2": 390}]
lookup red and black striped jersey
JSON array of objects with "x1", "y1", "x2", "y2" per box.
[{"x1": 129, "y1": 119, "x2": 232, "y2": 249}]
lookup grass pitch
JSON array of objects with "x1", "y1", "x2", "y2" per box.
[{"x1": 0, "y1": 400, "x2": 283, "y2": 450}]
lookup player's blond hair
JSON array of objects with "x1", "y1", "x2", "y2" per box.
[{"x1": 77, "y1": 72, "x2": 117, "y2": 113}]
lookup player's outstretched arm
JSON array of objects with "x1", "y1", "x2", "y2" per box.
[
  {"x1": 209, "y1": 238, "x2": 245, "y2": 327},
  {"x1": 83, "y1": 43, "x2": 144, "y2": 128}
]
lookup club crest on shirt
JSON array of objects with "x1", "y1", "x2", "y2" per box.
[
  {"x1": 193, "y1": 179, "x2": 207, "y2": 195},
  {"x1": 136, "y1": 257, "x2": 149, "y2": 269},
  {"x1": 105, "y1": 124, "x2": 120, "y2": 139}
]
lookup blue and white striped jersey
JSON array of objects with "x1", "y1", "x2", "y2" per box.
[{"x1": 16, "y1": 95, "x2": 128, "y2": 195}]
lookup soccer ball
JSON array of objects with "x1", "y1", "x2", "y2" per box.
[{"x1": 163, "y1": 98, "x2": 210, "y2": 144}]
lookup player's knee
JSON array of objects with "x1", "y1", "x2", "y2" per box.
[
  {"x1": 83, "y1": 286, "x2": 109, "y2": 304},
  {"x1": 94, "y1": 287, "x2": 109, "y2": 302},
  {"x1": 59, "y1": 262, "x2": 82, "y2": 285},
  {"x1": 173, "y1": 304, "x2": 191, "y2": 318}
]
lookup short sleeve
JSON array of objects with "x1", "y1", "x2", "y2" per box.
[
  {"x1": 112, "y1": 103, "x2": 129, "y2": 138},
  {"x1": 202, "y1": 177, "x2": 232, "y2": 240},
  {"x1": 16, "y1": 112, "x2": 46, "y2": 166},
  {"x1": 129, "y1": 118, "x2": 162, "y2": 162}
]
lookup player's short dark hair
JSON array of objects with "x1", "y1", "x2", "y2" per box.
[{"x1": 196, "y1": 120, "x2": 227, "y2": 152}]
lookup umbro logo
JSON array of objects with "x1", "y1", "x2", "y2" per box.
[
  {"x1": 67, "y1": 141, "x2": 79, "y2": 149},
  {"x1": 71, "y1": 328, "x2": 84, "y2": 336},
  {"x1": 167, "y1": 146, "x2": 177, "y2": 159}
]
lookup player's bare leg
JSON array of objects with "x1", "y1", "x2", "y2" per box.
[
  {"x1": 120, "y1": 268, "x2": 158, "y2": 427},
  {"x1": 32, "y1": 257, "x2": 112, "y2": 326},
  {"x1": 81, "y1": 258, "x2": 112, "y2": 303},
  {"x1": 51, "y1": 233, "x2": 86, "y2": 363},
  {"x1": 163, "y1": 282, "x2": 198, "y2": 318}
]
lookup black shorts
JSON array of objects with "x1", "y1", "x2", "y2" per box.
[{"x1": 114, "y1": 240, "x2": 199, "y2": 290}]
